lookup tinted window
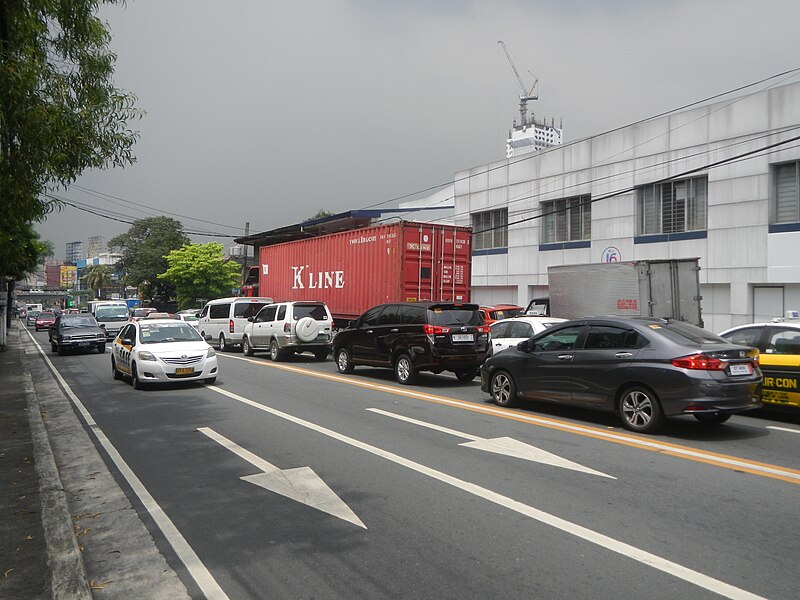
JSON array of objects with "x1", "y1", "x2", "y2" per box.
[
  {"x1": 209, "y1": 303, "x2": 230, "y2": 319},
  {"x1": 507, "y1": 321, "x2": 533, "y2": 338},
  {"x1": 257, "y1": 305, "x2": 278, "y2": 322},
  {"x1": 721, "y1": 327, "x2": 763, "y2": 349},
  {"x1": 360, "y1": 306, "x2": 384, "y2": 327},
  {"x1": 120, "y1": 324, "x2": 135, "y2": 341},
  {"x1": 276, "y1": 305, "x2": 287, "y2": 320},
  {"x1": 402, "y1": 305, "x2": 426, "y2": 324},
  {"x1": 379, "y1": 305, "x2": 402, "y2": 325},
  {"x1": 427, "y1": 308, "x2": 484, "y2": 326},
  {"x1": 199, "y1": 305, "x2": 209, "y2": 318},
  {"x1": 293, "y1": 304, "x2": 328, "y2": 320},
  {"x1": 584, "y1": 326, "x2": 632, "y2": 349},
  {"x1": 533, "y1": 326, "x2": 584, "y2": 351},
  {"x1": 234, "y1": 302, "x2": 268, "y2": 319},
  {"x1": 647, "y1": 321, "x2": 725, "y2": 345},
  {"x1": 767, "y1": 328, "x2": 800, "y2": 355},
  {"x1": 490, "y1": 321, "x2": 511, "y2": 338},
  {"x1": 62, "y1": 316, "x2": 98, "y2": 328}
]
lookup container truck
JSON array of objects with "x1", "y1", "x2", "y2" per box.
[
  {"x1": 254, "y1": 221, "x2": 472, "y2": 327},
  {"x1": 525, "y1": 258, "x2": 703, "y2": 326}
]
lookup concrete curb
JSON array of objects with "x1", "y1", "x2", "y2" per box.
[{"x1": 22, "y1": 334, "x2": 92, "y2": 599}]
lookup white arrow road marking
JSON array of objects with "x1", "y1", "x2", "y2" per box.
[
  {"x1": 208, "y1": 385, "x2": 766, "y2": 600},
  {"x1": 197, "y1": 427, "x2": 366, "y2": 529},
  {"x1": 366, "y1": 408, "x2": 614, "y2": 479}
]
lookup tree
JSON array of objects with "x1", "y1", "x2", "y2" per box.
[
  {"x1": 304, "y1": 209, "x2": 334, "y2": 221},
  {"x1": 1, "y1": 222, "x2": 52, "y2": 328},
  {"x1": 158, "y1": 243, "x2": 241, "y2": 310},
  {"x1": 108, "y1": 217, "x2": 190, "y2": 306},
  {"x1": 0, "y1": 1, "x2": 141, "y2": 234},
  {"x1": 81, "y1": 264, "x2": 112, "y2": 299}
]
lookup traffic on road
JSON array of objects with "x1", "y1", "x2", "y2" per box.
[{"x1": 19, "y1": 303, "x2": 800, "y2": 599}]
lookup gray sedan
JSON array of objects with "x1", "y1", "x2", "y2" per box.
[{"x1": 480, "y1": 316, "x2": 762, "y2": 433}]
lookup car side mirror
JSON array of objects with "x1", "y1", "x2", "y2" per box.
[
  {"x1": 248, "y1": 316, "x2": 255, "y2": 322},
  {"x1": 516, "y1": 339, "x2": 532, "y2": 352}
]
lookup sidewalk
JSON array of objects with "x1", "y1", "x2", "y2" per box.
[{"x1": 0, "y1": 324, "x2": 191, "y2": 600}]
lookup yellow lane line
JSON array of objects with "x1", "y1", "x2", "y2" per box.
[{"x1": 220, "y1": 354, "x2": 800, "y2": 484}]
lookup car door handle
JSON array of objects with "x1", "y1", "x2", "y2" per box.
[
  {"x1": 366, "y1": 329, "x2": 373, "y2": 334},
  {"x1": 557, "y1": 354, "x2": 573, "y2": 360},
  {"x1": 615, "y1": 352, "x2": 633, "y2": 358},
  {"x1": 390, "y1": 328, "x2": 399, "y2": 332}
]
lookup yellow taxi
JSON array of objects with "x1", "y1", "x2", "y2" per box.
[{"x1": 719, "y1": 318, "x2": 800, "y2": 410}]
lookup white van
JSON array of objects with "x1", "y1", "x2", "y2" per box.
[
  {"x1": 198, "y1": 297, "x2": 274, "y2": 351},
  {"x1": 92, "y1": 300, "x2": 131, "y2": 340}
]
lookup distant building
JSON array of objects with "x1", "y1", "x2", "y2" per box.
[
  {"x1": 65, "y1": 240, "x2": 84, "y2": 265},
  {"x1": 87, "y1": 236, "x2": 104, "y2": 259}
]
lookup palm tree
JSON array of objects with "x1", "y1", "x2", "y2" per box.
[{"x1": 81, "y1": 264, "x2": 113, "y2": 299}]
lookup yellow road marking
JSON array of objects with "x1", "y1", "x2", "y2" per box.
[{"x1": 221, "y1": 354, "x2": 800, "y2": 484}]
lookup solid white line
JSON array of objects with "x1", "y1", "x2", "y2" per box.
[
  {"x1": 366, "y1": 407, "x2": 481, "y2": 441},
  {"x1": 208, "y1": 384, "x2": 765, "y2": 600},
  {"x1": 25, "y1": 331, "x2": 230, "y2": 600},
  {"x1": 222, "y1": 355, "x2": 800, "y2": 483},
  {"x1": 767, "y1": 426, "x2": 800, "y2": 434}
]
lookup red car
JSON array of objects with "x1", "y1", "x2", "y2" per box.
[
  {"x1": 34, "y1": 311, "x2": 57, "y2": 331},
  {"x1": 479, "y1": 304, "x2": 525, "y2": 325}
]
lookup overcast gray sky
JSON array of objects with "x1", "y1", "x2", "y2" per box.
[{"x1": 36, "y1": 0, "x2": 800, "y2": 260}]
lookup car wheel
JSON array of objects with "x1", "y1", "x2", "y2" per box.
[
  {"x1": 51, "y1": 341, "x2": 58, "y2": 353},
  {"x1": 218, "y1": 333, "x2": 228, "y2": 352},
  {"x1": 205, "y1": 377, "x2": 216, "y2": 385},
  {"x1": 394, "y1": 353, "x2": 418, "y2": 385},
  {"x1": 490, "y1": 371, "x2": 518, "y2": 407},
  {"x1": 242, "y1": 336, "x2": 254, "y2": 357},
  {"x1": 619, "y1": 386, "x2": 664, "y2": 433},
  {"x1": 336, "y1": 348, "x2": 355, "y2": 374},
  {"x1": 455, "y1": 368, "x2": 478, "y2": 382},
  {"x1": 111, "y1": 357, "x2": 121, "y2": 380},
  {"x1": 693, "y1": 412, "x2": 731, "y2": 425},
  {"x1": 97, "y1": 344, "x2": 106, "y2": 354},
  {"x1": 314, "y1": 350, "x2": 328, "y2": 361},
  {"x1": 270, "y1": 339, "x2": 284, "y2": 362},
  {"x1": 131, "y1": 363, "x2": 144, "y2": 390}
]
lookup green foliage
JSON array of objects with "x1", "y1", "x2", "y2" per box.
[
  {"x1": 81, "y1": 263, "x2": 112, "y2": 298},
  {"x1": 304, "y1": 209, "x2": 334, "y2": 222},
  {"x1": 0, "y1": 220, "x2": 50, "y2": 280},
  {"x1": 108, "y1": 217, "x2": 190, "y2": 305},
  {"x1": 0, "y1": 0, "x2": 141, "y2": 279},
  {"x1": 158, "y1": 242, "x2": 241, "y2": 310}
]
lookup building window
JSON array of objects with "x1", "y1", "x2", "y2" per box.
[
  {"x1": 637, "y1": 176, "x2": 707, "y2": 235},
  {"x1": 773, "y1": 161, "x2": 800, "y2": 224},
  {"x1": 541, "y1": 195, "x2": 591, "y2": 244},
  {"x1": 472, "y1": 209, "x2": 508, "y2": 250}
]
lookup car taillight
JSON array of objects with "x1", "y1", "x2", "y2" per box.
[
  {"x1": 229, "y1": 319, "x2": 235, "y2": 333},
  {"x1": 476, "y1": 325, "x2": 491, "y2": 334},
  {"x1": 423, "y1": 324, "x2": 451, "y2": 334},
  {"x1": 671, "y1": 353, "x2": 726, "y2": 371},
  {"x1": 284, "y1": 323, "x2": 291, "y2": 333}
]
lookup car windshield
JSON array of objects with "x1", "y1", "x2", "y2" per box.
[
  {"x1": 62, "y1": 316, "x2": 98, "y2": 328},
  {"x1": 96, "y1": 306, "x2": 130, "y2": 319},
  {"x1": 139, "y1": 323, "x2": 203, "y2": 344},
  {"x1": 646, "y1": 321, "x2": 727, "y2": 345},
  {"x1": 427, "y1": 307, "x2": 484, "y2": 326},
  {"x1": 181, "y1": 315, "x2": 199, "y2": 322},
  {"x1": 491, "y1": 308, "x2": 524, "y2": 320}
]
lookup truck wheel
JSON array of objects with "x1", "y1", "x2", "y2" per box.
[
  {"x1": 619, "y1": 385, "x2": 664, "y2": 433},
  {"x1": 97, "y1": 344, "x2": 106, "y2": 354},
  {"x1": 394, "y1": 354, "x2": 418, "y2": 385},
  {"x1": 242, "y1": 336, "x2": 254, "y2": 357},
  {"x1": 336, "y1": 348, "x2": 354, "y2": 373}
]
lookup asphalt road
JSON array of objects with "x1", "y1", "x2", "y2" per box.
[{"x1": 26, "y1": 329, "x2": 800, "y2": 599}]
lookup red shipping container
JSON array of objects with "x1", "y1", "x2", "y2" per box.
[{"x1": 257, "y1": 221, "x2": 472, "y2": 323}]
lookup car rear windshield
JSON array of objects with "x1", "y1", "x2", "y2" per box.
[
  {"x1": 95, "y1": 306, "x2": 129, "y2": 319},
  {"x1": 63, "y1": 316, "x2": 98, "y2": 327},
  {"x1": 293, "y1": 304, "x2": 328, "y2": 320},
  {"x1": 648, "y1": 321, "x2": 727, "y2": 345},
  {"x1": 427, "y1": 307, "x2": 484, "y2": 327},
  {"x1": 234, "y1": 302, "x2": 269, "y2": 319}
]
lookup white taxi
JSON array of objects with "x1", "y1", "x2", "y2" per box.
[{"x1": 111, "y1": 319, "x2": 218, "y2": 389}]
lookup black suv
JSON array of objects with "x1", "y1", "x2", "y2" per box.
[{"x1": 333, "y1": 302, "x2": 491, "y2": 384}]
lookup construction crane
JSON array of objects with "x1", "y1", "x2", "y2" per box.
[{"x1": 498, "y1": 40, "x2": 538, "y2": 128}]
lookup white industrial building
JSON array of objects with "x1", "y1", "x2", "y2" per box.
[{"x1": 454, "y1": 80, "x2": 800, "y2": 333}]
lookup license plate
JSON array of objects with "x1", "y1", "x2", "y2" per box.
[
  {"x1": 451, "y1": 333, "x2": 474, "y2": 343},
  {"x1": 78, "y1": 342, "x2": 92, "y2": 347},
  {"x1": 728, "y1": 363, "x2": 752, "y2": 376},
  {"x1": 175, "y1": 367, "x2": 195, "y2": 375}
]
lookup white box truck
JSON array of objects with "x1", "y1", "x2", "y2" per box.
[{"x1": 526, "y1": 258, "x2": 703, "y2": 326}]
